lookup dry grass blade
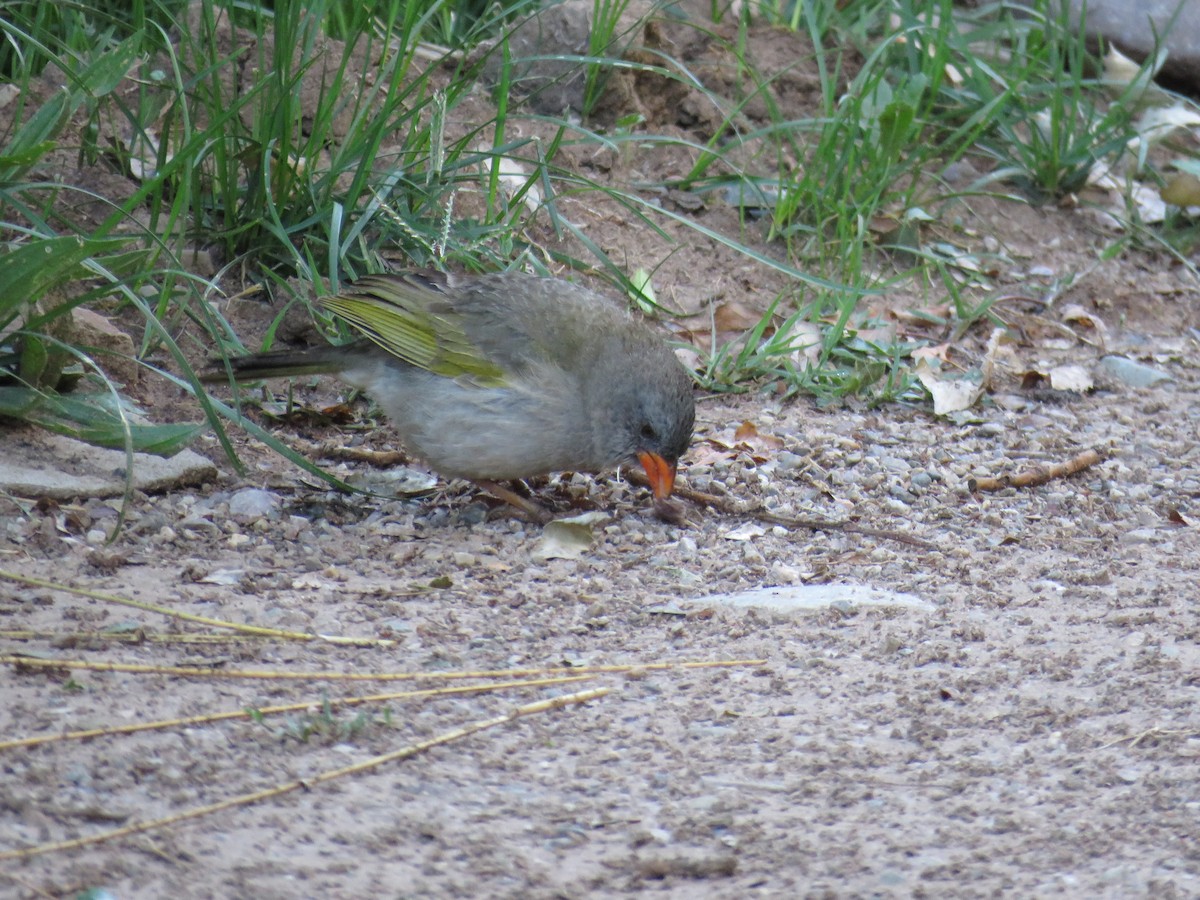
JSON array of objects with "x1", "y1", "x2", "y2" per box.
[
  {"x1": 1097, "y1": 727, "x2": 1200, "y2": 750},
  {"x1": 0, "y1": 675, "x2": 596, "y2": 752},
  {"x1": 0, "y1": 570, "x2": 394, "y2": 647},
  {"x1": 1, "y1": 656, "x2": 766, "y2": 682},
  {"x1": 0, "y1": 686, "x2": 611, "y2": 862}
]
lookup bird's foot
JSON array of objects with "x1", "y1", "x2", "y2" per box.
[{"x1": 473, "y1": 480, "x2": 554, "y2": 524}]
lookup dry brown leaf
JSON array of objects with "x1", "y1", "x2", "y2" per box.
[
  {"x1": 677, "y1": 300, "x2": 769, "y2": 352},
  {"x1": 1167, "y1": 508, "x2": 1193, "y2": 527},
  {"x1": 912, "y1": 343, "x2": 951, "y2": 363},
  {"x1": 688, "y1": 443, "x2": 735, "y2": 466},
  {"x1": 693, "y1": 421, "x2": 785, "y2": 466},
  {"x1": 733, "y1": 420, "x2": 759, "y2": 442},
  {"x1": 713, "y1": 301, "x2": 766, "y2": 334},
  {"x1": 733, "y1": 420, "x2": 785, "y2": 453},
  {"x1": 868, "y1": 214, "x2": 902, "y2": 237},
  {"x1": 1060, "y1": 304, "x2": 1110, "y2": 349}
]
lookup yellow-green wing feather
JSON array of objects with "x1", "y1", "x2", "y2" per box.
[{"x1": 322, "y1": 274, "x2": 507, "y2": 387}]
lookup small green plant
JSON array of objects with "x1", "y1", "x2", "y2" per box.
[
  {"x1": 581, "y1": 0, "x2": 636, "y2": 117},
  {"x1": 260, "y1": 696, "x2": 394, "y2": 745},
  {"x1": 0, "y1": 22, "x2": 206, "y2": 461},
  {"x1": 955, "y1": 3, "x2": 1140, "y2": 200}
]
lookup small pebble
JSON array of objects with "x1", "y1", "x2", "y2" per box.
[{"x1": 227, "y1": 488, "x2": 280, "y2": 524}]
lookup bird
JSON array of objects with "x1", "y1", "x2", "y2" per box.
[{"x1": 203, "y1": 269, "x2": 695, "y2": 521}]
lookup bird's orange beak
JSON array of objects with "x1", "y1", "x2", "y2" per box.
[{"x1": 637, "y1": 451, "x2": 677, "y2": 500}]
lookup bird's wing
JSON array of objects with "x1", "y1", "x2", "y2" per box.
[
  {"x1": 444, "y1": 271, "x2": 623, "y2": 374},
  {"x1": 321, "y1": 272, "x2": 508, "y2": 386}
]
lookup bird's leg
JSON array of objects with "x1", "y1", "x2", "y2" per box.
[{"x1": 473, "y1": 480, "x2": 553, "y2": 524}]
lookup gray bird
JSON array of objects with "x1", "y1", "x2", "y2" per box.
[{"x1": 204, "y1": 269, "x2": 695, "y2": 519}]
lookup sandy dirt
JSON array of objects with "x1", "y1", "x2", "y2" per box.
[{"x1": 2, "y1": 4, "x2": 1199, "y2": 898}]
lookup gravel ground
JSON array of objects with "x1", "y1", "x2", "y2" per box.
[
  {"x1": 3, "y1": 359, "x2": 1199, "y2": 897},
  {"x1": 3, "y1": 2, "x2": 1200, "y2": 895}
]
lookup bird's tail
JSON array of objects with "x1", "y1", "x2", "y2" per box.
[{"x1": 200, "y1": 344, "x2": 353, "y2": 383}]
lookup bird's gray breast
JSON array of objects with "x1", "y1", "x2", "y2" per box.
[{"x1": 343, "y1": 356, "x2": 596, "y2": 481}]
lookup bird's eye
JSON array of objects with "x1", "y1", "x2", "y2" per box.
[{"x1": 640, "y1": 423, "x2": 657, "y2": 441}]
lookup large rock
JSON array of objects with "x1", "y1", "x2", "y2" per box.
[
  {"x1": 1060, "y1": 0, "x2": 1200, "y2": 93},
  {"x1": 71, "y1": 307, "x2": 139, "y2": 388},
  {"x1": 0, "y1": 429, "x2": 216, "y2": 500}
]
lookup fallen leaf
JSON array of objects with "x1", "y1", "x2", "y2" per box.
[
  {"x1": 1161, "y1": 172, "x2": 1200, "y2": 207},
  {"x1": 1167, "y1": 508, "x2": 1193, "y2": 527},
  {"x1": 788, "y1": 321, "x2": 822, "y2": 369},
  {"x1": 713, "y1": 300, "x2": 765, "y2": 334},
  {"x1": 1059, "y1": 304, "x2": 1110, "y2": 348},
  {"x1": 532, "y1": 511, "x2": 609, "y2": 561},
  {"x1": 678, "y1": 300, "x2": 768, "y2": 351},
  {"x1": 629, "y1": 268, "x2": 658, "y2": 314},
  {"x1": 724, "y1": 522, "x2": 766, "y2": 541},
  {"x1": 495, "y1": 157, "x2": 541, "y2": 212},
  {"x1": 912, "y1": 343, "x2": 951, "y2": 363},
  {"x1": 979, "y1": 327, "x2": 1012, "y2": 392},
  {"x1": 915, "y1": 357, "x2": 983, "y2": 415},
  {"x1": 1129, "y1": 181, "x2": 1169, "y2": 224},
  {"x1": 1048, "y1": 364, "x2": 1094, "y2": 392},
  {"x1": 200, "y1": 568, "x2": 244, "y2": 586},
  {"x1": 732, "y1": 420, "x2": 785, "y2": 456},
  {"x1": 688, "y1": 443, "x2": 737, "y2": 466},
  {"x1": 1133, "y1": 103, "x2": 1200, "y2": 147},
  {"x1": 893, "y1": 303, "x2": 953, "y2": 324},
  {"x1": 1103, "y1": 44, "x2": 1149, "y2": 87},
  {"x1": 850, "y1": 323, "x2": 898, "y2": 348}
]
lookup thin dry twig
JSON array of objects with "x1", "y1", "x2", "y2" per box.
[
  {"x1": 631, "y1": 472, "x2": 936, "y2": 550},
  {"x1": 0, "y1": 675, "x2": 595, "y2": 752},
  {"x1": 0, "y1": 686, "x2": 610, "y2": 862},
  {"x1": 313, "y1": 442, "x2": 408, "y2": 466},
  {"x1": 969, "y1": 448, "x2": 1104, "y2": 493},
  {"x1": 0, "y1": 570, "x2": 394, "y2": 647}
]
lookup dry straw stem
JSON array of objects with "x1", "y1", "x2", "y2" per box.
[
  {"x1": 0, "y1": 686, "x2": 610, "y2": 862},
  {"x1": 1, "y1": 656, "x2": 766, "y2": 682},
  {"x1": 0, "y1": 570, "x2": 395, "y2": 647},
  {"x1": 969, "y1": 448, "x2": 1104, "y2": 492},
  {"x1": 1097, "y1": 727, "x2": 1200, "y2": 750},
  {"x1": 0, "y1": 674, "x2": 595, "y2": 752},
  {"x1": 0, "y1": 629, "x2": 277, "y2": 645}
]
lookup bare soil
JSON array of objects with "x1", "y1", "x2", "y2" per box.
[{"x1": 2, "y1": 6, "x2": 1199, "y2": 898}]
